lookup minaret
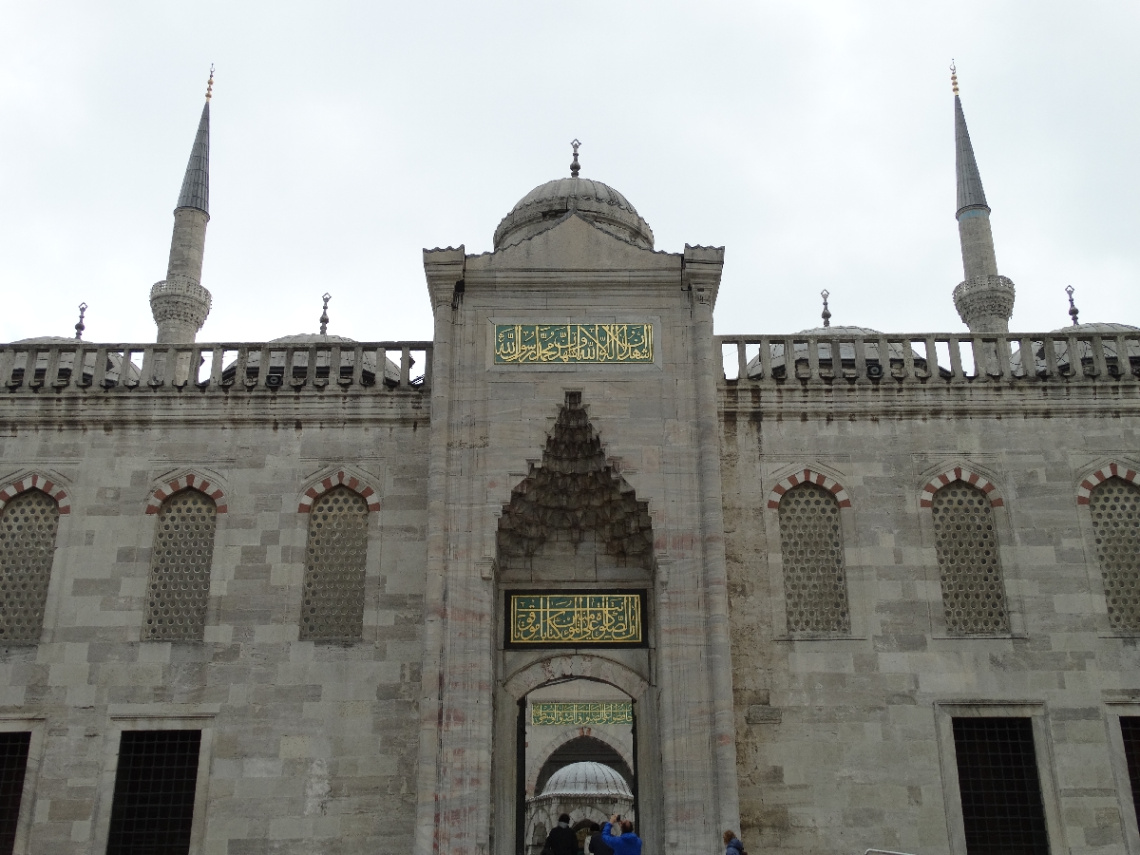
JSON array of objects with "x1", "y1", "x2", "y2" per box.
[
  {"x1": 950, "y1": 64, "x2": 1015, "y2": 333},
  {"x1": 150, "y1": 67, "x2": 214, "y2": 343}
]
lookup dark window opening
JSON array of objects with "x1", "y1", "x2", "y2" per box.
[
  {"x1": 1120, "y1": 717, "x2": 1140, "y2": 830},
  {"x1": 0, "y1": 732, "x2": 31, "y2": 855},
  {"x1": 106, "y1": 730, "x2": 201, "y2": 855},
  {"x1": 953, "y1": 717, "x2": 1049, "y2": 855}
]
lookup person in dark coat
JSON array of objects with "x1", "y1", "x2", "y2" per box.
[
  {"x1": 601, "y1": 814, "x2": 642, "y2": 855},
  {"x1": 723, "y1": 829, "x2": 745, "y2": 855},
  {"x1": 544, "y1": 813, "x2": 577, "y2": 855}
]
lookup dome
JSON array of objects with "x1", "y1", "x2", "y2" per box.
[
  {"x1": 745, "y1": 325, "x2": 914, "y2": 379},
  {"x1": 1049, "y1": 322, "x2": 1140, "y2": 334},
  {"x1": 494, "y1": 177, "x2": 654, "y2": 251},
  {"x1": 540, "y1": 762, "x2": 632, "y2": 799},
  {"x1": 230, "y1": 333, "x2": 402, "y2": 386}
]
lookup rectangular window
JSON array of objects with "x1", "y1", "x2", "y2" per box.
[
  {"x1": 106, "y1": 730, "x2": 201, "y2": 855},
  {"x1": 952, "y1": 717, "x2": 1049, "y2": 855},
  {"x1": 1121, "y1": 717, "x2": 1140, "y2": 831},
  {"x1": 0, "y1": 733, "x2": 31, "y2": 855}
]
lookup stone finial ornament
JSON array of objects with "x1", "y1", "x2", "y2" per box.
[
  {"x1": 1066, "y1": 285, "x2": 1079, "y2": 326},
  {"x1": 821, "y1": 290, "x2": 831, "y2": 328},
  {"x1": 74, "y1": 303, "x2": 87, "y2": 340},
  {"x1": 320, "y1": 293, "x2": 331, "y2": 335},
  {"x1": 951, "y1": 59, "x2": 958, "y2": 95},
  {"x1": 206, "y1": 64, "x2": 215, "y2": 101},
  {"x1": 570, "y1": 139, "x2": 581, "y2": 178}
]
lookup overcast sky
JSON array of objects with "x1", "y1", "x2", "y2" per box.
[{"x1": 2, "y1": 2, "x2": 1138, "y2": 345}]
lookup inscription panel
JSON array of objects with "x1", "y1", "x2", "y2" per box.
[
  {"x1": 531, "y1": 702, "x2": 633, "y2": 726},
  {"x1": 506, "y1": 591, "x2": 646, "y2": 647},
  {"x1": 494, "y1": 323, "x2": 653, "y2": 364}
]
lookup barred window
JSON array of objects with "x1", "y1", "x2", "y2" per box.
[
  {"x1": 0, "y1": 732, "x2": 31, "y2": 855},
  {"x1": 931, "y1": 483, "x2": 1009, "y2": 635},
  {"x1": 0, "y1": 490, "x2": 61, "y2": 644},
  {"x1": 144, "y1": 490, "x2": 216, "y2": 641},
  {"x1": 777, "y1": 483, "x2": 850, "y2": 633},
  {"x1": 107, "y1": 730, "x2": 201, "y2": 855},
  {"x1": 1089, "y1": 477, "x2": 1140, "y2": 632},
  {"x1": 952, "y1": 717, "x2": 1049, "y2": 855},
  {"x1": 300, "y1": 487, "x2": 369, "y2": 642}
]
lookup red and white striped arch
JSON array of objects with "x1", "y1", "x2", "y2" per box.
[
  {"x1": 920, "y1": 466, "x2": 1002, "y2": 508},
  {"x1": 0, "y1": 473, "x2": 71, "y2": 514},
  {"x1": 1077, "y1": 462, "x2": 1140, "y2": 505},
  {"x1": 767, "y1": 469, "x2": 851, "y2": 510},
  {"x1": 145, "y1": 473, "x2": 227, "y2": 514},
  {"x1": 298, "y1": 470, "x2": 380, "y2": 513}
]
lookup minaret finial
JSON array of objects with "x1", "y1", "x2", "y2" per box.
[
  {"x1": 206, "y1": 64, "x2": 215, "y2": 101},
  {"x1": 320, "y1": 292, "x2": 331, "y2": 335},
  {"x1": 820, "y1": 290, "x2": 831, "y2": 328},
  {"x1": 74, "y1": 303, "x2": 87, "y2": 340},
  {"x1": 1066, "y1": 285, "x2": 1080, "y2": 326},
  {"x1": 570, "y1": 139, "x2": 581, "y2": 178},
  {"x1": 950, "y1": 59, "x2": 958, "y2": 96}
]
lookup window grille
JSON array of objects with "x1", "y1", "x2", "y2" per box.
[
  {"x1": 1121, "y1": 717, "x2": 1140, "y2": 831},
  {"x1": 1089, "y1": 477, "x2": 1140, "y2": 631},
  {"x1": 143, "y1": 490, "x2": 216, "y2": 641},
  {"x1": 952, "y1": 717, "x2": 1049, "y2": 855},
  {"x1": 777, "y1": 483, "x2": 850, "y2": 633},
  {"x1": 300, "y1": 486, "x2": 369, "y2": 642},
  {"x1": 0, "y1": 733, "x2": 31, "y2": 855},
  {"x1": 0, "y1": 490, "x2": 60, "y2": 643},
  {"x1": 106, "y1": 730, "x2": 201, "y2": 855},
  {"x1": 931, "y1": 483, "x2": 1009, "y2": 634}
]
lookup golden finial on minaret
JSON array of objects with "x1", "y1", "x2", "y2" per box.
[
  {"x1": 950, "y1": 60, "x2": 959, "y2": 96},
  {"x1": 206, "y1": 64, "x2": 215, "y2": 101}
]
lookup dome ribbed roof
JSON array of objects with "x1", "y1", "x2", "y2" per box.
[
  {"x1": 494, "y1": 177, "x2": 654, "y2": 251},
  {"x1": 540, "y1": 762, "x2": 632, "y2": 798}
]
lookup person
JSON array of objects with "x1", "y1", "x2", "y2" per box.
[
  {"x1": 600, "y1": 814, "x2": 642, "y2": 855},
  {"x1": 585, "y1": 821, "x2": 613, "y2": 855},
  {"x1": 723, "y1": 829, "x2": 745, "y2": 855},
  {"x1": 543, "y1": 813, "x2": 577, "y2": 855}
]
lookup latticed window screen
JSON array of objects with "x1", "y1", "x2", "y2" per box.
[
  {"x1": 931, "y1": 483, "x2": 1010, "y2": 634},
  {"x1": 144, "y1": 490, "x2": 216, "y2": 641},
  {"x1": 1121, "y1": 717, "x2": 1140, "y2": 831},
  {"x1": 777, "y1": 483, "x2": 850, "y2": 633},
  {"x1": 0, "y1": 732, "x2": 31, "y2": 855},
  {"x1": 1089, "y1": 478, "x2": 1140, "y2": 631},
  {"x1": 0, "y1": 490, "x2": 60, "y2": 644},
  {"x1": 106, "y1": 730, "x2": 201, "y2": 855},
  {"x1": 300, "y1": 487, "x2": 370, "y2": 641},
  {"x1": 952, "y1": 717, "x2": 1049, "y2": 855}
]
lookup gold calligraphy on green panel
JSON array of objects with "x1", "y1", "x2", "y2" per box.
[
  {"x1": 531, "y1": 702, "x2": 633, "y2": 726},
  {"x1": 509, "y1": 594, "x2": 642, "y2": 644},
  {"x1": 494, "y1": 324, "x2": 653, "y2": 364}
]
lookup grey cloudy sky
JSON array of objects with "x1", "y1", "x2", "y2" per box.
[{"x1": 2, "y1": 1, "x2": 1138, "y2": 345}]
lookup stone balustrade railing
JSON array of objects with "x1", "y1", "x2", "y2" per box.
[
  {"x1": 0, "y1": 342, "x2": 432, "y2": 394},
  {"x1": 716, "y1": 331, "x2": 1140, "y2": 386}
]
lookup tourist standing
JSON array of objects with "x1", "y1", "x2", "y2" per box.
[
  {"x1": 600, "y1": 814, "x2": 642, "y2": 855},
  {"x1": 543, "y1": 813, "x2": 577, "y2": 855}
]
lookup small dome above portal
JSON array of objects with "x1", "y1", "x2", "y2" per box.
[
  {"x1": 493, "y1": 142, "x2": 654, "y2": 251},
  {"x1": 540, "y1": 762, "x2": 632, "y2": 799}
]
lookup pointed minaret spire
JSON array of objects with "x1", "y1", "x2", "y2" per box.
[
  {"x1": 950, "y1": 62, "x2": 1015, "y2": 333},
  {"x1": 151, "y1": 66, "x2": 215, "y2": 343}
]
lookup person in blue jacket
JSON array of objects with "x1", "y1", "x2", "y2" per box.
[
  {"x1": 723, "y1": 829, "x2": 745, "y2": 855},
  {"x1": 601, "y1": 814, "x2": 642, "y2": 855}
]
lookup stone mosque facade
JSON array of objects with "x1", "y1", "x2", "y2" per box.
[{"x1": 2, "y1": 68, "x2": 1140, "y2": 855}]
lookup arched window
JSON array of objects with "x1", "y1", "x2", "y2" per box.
[
  {"x1": 300, "y1": 486, "x2": 369, "y2": 642},
  {"x1": 931, "y1": 482, "x2": 1009, "y2": 634},
  {"x1": 777, "y1": 482, "x2": 850, "y2": 634},
  {"x1": 144, "y1": 489, "x2": 217, "y2": 641},
  {"x1": 0, "y1": 490, "x2": 61, "y2": 643},
  {"x1": 1088, "y1": 477, "x2": 1140, "y2": 632}
]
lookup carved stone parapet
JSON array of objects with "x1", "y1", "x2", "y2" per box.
[
  {"x1": 953, "y1": 274, "x2": 1015, "y2": 333},
  {"x1": 150, "y1": 277, "x2": 213, "y2": 341}
]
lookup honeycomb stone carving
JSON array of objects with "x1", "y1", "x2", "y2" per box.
[
  {"x1": 1089, "y1": 477, "x2": 1140, "y2": 631},
  {"x1": 300, "y1": 486, "x2": 369, "y2": 642},
  {"x1": 144, "y1": 490, "x2": 217, "y2": 641},
  {"x1": 931, "y1": 483, "x2": 1009, "y2": 634},
  {"x1": 0, "y1": 490, "x2": 60, "y2": 643},
  {"x1": 497, "y1": 397, "x2": 653, "y2": 572},
  {"x1": 777, "y1": 483, "x2": 850, "y2": 634}
]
